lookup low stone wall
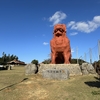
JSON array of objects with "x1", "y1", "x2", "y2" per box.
[
  {"x1": 38, "y1": 64, "x2": 82, "y2": 77},
  {"x1": 24, "y1": 63, "x2": 96, "y2": 80}
]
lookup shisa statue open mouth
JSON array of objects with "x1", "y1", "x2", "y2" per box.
[{"x1": 55, "y1": 32, "x2": 62, "y2": 37}]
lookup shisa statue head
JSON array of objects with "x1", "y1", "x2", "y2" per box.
[{"x1": 53, "y1": 24, "x2": 66, "y2": 38}]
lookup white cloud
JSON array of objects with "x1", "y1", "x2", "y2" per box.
[
  {"x1": 71, "y1": 49, "x2": 74, "y2": 53},
  {"x1": 93, "y1": 16, "x2": 100, "y2": 23},
  {"x1": 70, "y1": 32, "x2": 78, "y2": 36},
  {"x1": 67, "y1": 21, "x2": 75, "y2": 27},
  {"x1": 49, "y1": 11, "x2": 67, "y2": 26},
  {"x1": 68, "y1": 15, "x2": 100, "y2": 33},
  {"x1": 43, "y1": 42, "x2": 49, "y2": 45}
]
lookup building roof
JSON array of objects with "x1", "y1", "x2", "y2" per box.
[{"x1": 7, "y1": 59, "x2": 26, "y2": 65}]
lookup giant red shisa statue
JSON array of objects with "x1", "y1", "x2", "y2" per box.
[{"x1": 50, "y1": 24, "x2": 71, "y2": 64}]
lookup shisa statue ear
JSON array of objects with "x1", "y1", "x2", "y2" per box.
[
  {"x1": 53, "y1": 30, "x2": 56, "y2": 38},
  {"x1": 62, "y1": 24, "x2": 67, "y2": 37},
  {"x1": 63, "y1": 24, "x2": 67, "y2": 33},
  {"x1": 53, "y1": 25, "x2": 56, "y2": 38}
]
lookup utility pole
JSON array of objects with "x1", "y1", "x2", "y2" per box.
[
  {"x1": 98, "y1": 40, "x2": 100, "y2": 60},
  {"x1": 76, "y1": 47, "x2": 78, "y2": 64},
  {"x1": 84, "y1": 53, "x2": 86, "y2": 61},
  {"x1": 89, "y1": 48, "x2": 92, "y2": 63}
]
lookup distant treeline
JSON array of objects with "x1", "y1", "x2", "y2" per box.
[
  {"x1": 0, "y1": 52, "x2": 18, "y2": 65},
  {"x1": 92, "y1": 60, "x2": 100, "y2": 67},
  {"x1": 41, "y1": 58, "x2": 86, "y2": 65},
  {"x1": 41, "y1": 58, "x2": 100, "y2": 65},
  {"x1": 71, "y1": 58, "x2": 86, "y2": 65}
]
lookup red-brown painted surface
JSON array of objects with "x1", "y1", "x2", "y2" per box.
[{"x1": 50, "y1": 24, "x2": 71, "y2": 64}]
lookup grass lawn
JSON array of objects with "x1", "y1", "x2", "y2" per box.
[{"x1": 0, "y1": 66, "x2": 100, "y2": 100}]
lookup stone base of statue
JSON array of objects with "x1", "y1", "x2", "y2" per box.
[
  {"x1": 25, "y1": 64, "x2": 38, "y2": 75},
  {"x1": 42, "y1": 68, "x2": 69, "y2": 80},
  {"x1": 38, "y1": 64, "x2": 82, "y2": 80}
]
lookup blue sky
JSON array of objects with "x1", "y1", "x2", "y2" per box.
[{"x1": 0, "y1": 0, "x2": 100, "y2": 63}]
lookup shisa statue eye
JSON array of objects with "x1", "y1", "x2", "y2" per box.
[
  {"x1": 54, "y1": 29, "x2": 58, "y2": 33},
  {"x1": 54, "y1": 28, "x2": 64, "y2": 33},
  {"x1": 59, "y1": 28, "x2": 64, "y2": 32}
]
